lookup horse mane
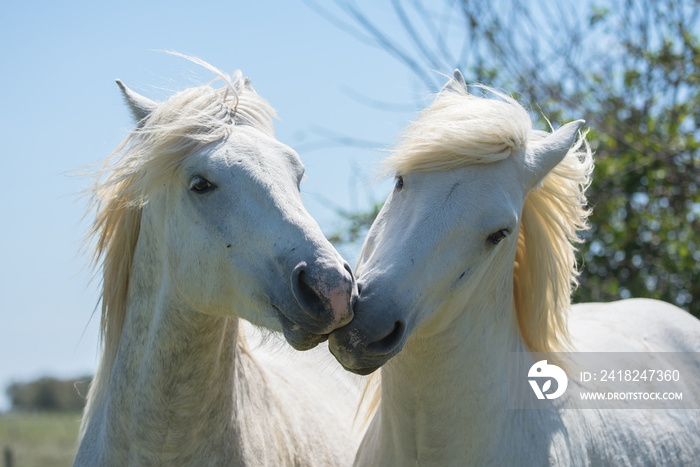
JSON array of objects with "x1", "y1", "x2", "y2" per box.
[
  {"x1": 357, "y1": 86, "x2": 592, "y2": 426},
  {"x1": 383, "y1": 88, "x2": 532, "y2": 176},
  {"x1": 80, "y1": 61, "x2": 276, "y2": 438}
]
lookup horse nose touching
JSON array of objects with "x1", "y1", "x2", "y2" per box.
[
  {"x1": 291, "y1": 260, "x2": 356, "y2": 333},
  {"x1": 327, "y1": 279, "x2": 408, "y2": 375}
]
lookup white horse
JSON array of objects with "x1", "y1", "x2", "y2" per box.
[
  {"x1": 75, "y1": 59, "x2": 359, "y2": 465},
  {"x1": 329, "y1": 71, "x2": 700, "y2": 466}
]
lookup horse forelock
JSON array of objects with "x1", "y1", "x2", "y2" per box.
[
  {"x1": 382, "y1": 88, "x2": 532, "y2": 177},
  {"x1": 80, "y1": 69, "x2": 273, "y2": 439}
]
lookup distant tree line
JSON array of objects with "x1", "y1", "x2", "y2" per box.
[{"x1": 6, "y1": 376, "x2": 91, "y2": 412}]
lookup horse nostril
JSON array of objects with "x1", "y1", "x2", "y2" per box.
[
  {"x1": 295, "y1": 269, "x2": 320, "y2": 310},
  {"x1": 369, "y1": 320, "x2": 405, "y2": 353},
  {"x1": 290, "y1": 261, "x2": 354, "y2": 332},
  {"x1": 343, "y1": 261, "x2": 354, "y2": 280}
]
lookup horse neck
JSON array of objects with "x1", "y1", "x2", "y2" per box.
[
  {"x1": 89, "y1": 204, "x2": 254, "y2": 464},
  {"x1": 370, "y1": 285, "x2": 531, "y2": 464}
]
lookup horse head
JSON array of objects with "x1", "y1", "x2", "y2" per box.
[
  {"x1": 98, "y1": 74, "x2": 357, "y2": 351},
  {"x1": 329, "y1": 71, "x2": 586, "y2": 373}
]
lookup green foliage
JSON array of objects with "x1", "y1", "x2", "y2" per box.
[
  {"x1": 7, "y1": 376, "x2": 90, "y2": 412},
  {"x1": 559, "y1": 3, "x2": 700, "y2": 312},
  {"x1": 324, "y1": 0, "x2": 700, "y2": 316},
  {"x1": 327, "y1": 202, "x2": 383, "y2": 246}
]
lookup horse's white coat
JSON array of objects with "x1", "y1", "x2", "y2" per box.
[
  {"x1": 330, "y1": 71, "x2": 700, "y2": 466},
  {"x1": 353, "y1": 299, "x2": 700, "y2": 466},
  {"x1": 75, "y1": 63, "x2": 358, "y2": 465}
]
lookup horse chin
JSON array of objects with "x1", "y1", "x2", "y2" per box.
[
  {"x1": 279, "y1": 314, "x2": 329, "y2": 350},
  {"x1": 339, "y1": 363, "x2": 382, "y2": 376},
  {"x1": 327, "y1": 335, "x2": 393, "y2": 375}
]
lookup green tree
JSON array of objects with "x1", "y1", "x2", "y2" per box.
[
  {"x1": 7, "y1": 376, "x2": 91, "y2": 412},
  {"x1": 313, "y1": 0, "x2": 700, "y2": 315}
]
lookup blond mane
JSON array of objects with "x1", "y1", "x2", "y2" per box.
[
  {"x1": 357, "y1": 86, "x2": 592, "y2": 426},
  {"x1": 80, "y1": 64, "x2": 276, "y2": 437}
]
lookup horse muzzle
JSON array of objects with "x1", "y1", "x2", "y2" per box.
[
  {"x1": 278, "y1": 258, "x2": 356, "y2": 350},
  {"x1": 328, "y1": 281, "x2": 408, "y2": 374}
]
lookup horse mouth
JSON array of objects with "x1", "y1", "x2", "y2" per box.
[
  {"x1": 329, "y1": 346, "x2": 384, "y2": 375},
  {"x1": 274, "y1": 306, "x2": 330, "y2": 350},
  {"x1": 327, "y1": 336, "x2": 389, "y2": 375}
]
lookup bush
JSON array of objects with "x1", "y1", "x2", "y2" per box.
[{"x1": 6, "y1": 376, "x2": 91, "y2": 412}]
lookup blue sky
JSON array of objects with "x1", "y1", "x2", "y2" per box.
[{"x1": 0, "y1": 0, "x2": 433, "y2": 410}]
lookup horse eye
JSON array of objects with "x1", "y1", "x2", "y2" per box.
[
  {"x1": 487, "y1": 229, "x2": 509, "y2": 245},
  {"x1": 395, "y1": 175, "x2": 404, "y2": 191},
  {"x1": 189, "y1": 175, "x2": 215, "y2": 194}
]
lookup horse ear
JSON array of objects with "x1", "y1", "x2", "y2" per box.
[
  {"x1": 239, "y1": 77, "x2": 256, "y2": 94},
  {"x1": 115, "y1": 79, "x2": 159, "y2": 124},
  {"x1": 439, "y1": 69, "x2": 467, "y2": 95},
  {"x1": 523, "y1": 120, "x2": 585, "y2": 190}
]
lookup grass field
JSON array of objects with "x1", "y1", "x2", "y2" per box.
[{"x1": 0, "y1": 411, "x2": 81, "y2": 467}]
